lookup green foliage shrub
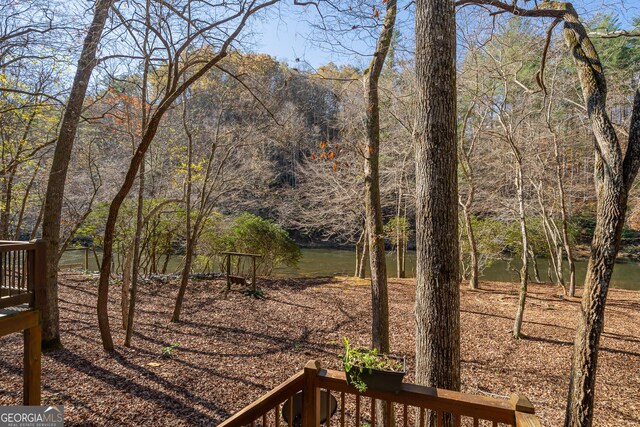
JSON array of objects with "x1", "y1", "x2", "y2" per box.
[{"x1": 223, "y1": 213, "x2": 301, "y2": 275}]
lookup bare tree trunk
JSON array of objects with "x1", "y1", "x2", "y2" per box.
[
  {"x1": 40, "y1": 0, "x2": 114, "y2": 350},
  {"x1": 358, "y1": 235, "x2": 368, "y2": 279},
  {"x1": 395, "y1": 173, "x2": 405, "y2": 279},
  {"x1": 161, "y1": 250, "x2": 171, "y2": 274},
  {"x1": 121, "y1": 247, "x2": 133, "y2": 329},
  {"x1": 528, "y1": 247, "x2": 542, "y2": 284},
  {"x1": 401, "y1": 234, "x2": 407, "y2": 278},
  {"x1": 172, "y1": 98, "x2": 194, "y2": 323},
  {"x1": 14, "y1": 159, "x2": 42, "y2": 239},
  {"x1": 458, "y1": 102, "x2": 484, "y2": 290},
  {"x1": 363, "y1": 0, "x2": 395, "y2": 356},
  {"x1": 512, "y1": 162, "x2": 529, "y2": 339},
  {"x1": 414, "y1": 1, "x2": 460, "y2": 426},
  {"x1": 544, "y1": 65, "x2": 577, "y2": 297},
  {"x1": 355, "y1": 229, "x2": 364, "y2": 277},
  {"x1": 534, "y1": 162, "x2": 567, "y2": 291},
  {"x1": 362, "y1": 6, "x2": 396, "y2": 424},
  {"x1": 397, "y1": 231, "x2": 406, "y2": 279},
  {"x1": 554, "y1": 137, "x2": 577, "y2": 296},
  {"x1": 557, "y1": 7, "x2": 640, "y2": 425},
  {"x1": 124, "y1": 0, "x2": 151, "y2": 347},
  {"x1": 395, "y1": 222, "x2": 402, "y2": 279},
  {"x1": 124, "y1": 159, "x2": 145, "y2": 346},
  {"x1": 461, "y1": 205, "x2": 479, "y2": 289},
  {"x1": 540, "y1": 211, "x2": 567, "y2": 293},
  {"x1": 29, "y1": 200, "x2": 44, "y2": 241}
]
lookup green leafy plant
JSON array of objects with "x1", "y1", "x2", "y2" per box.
[
  {"x1": 161, "y1": 343, "x2": 180, "y2": 358},
  {"x1": 225, "y1": 213, "x2": 301, "y2": 275},
  {"x1": 341, "y1": 337, "x2": 404, "y2": 393}
]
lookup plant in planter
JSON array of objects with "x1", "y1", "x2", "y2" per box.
[{"x1": 341, "y1": 337, "x2": 406, "y2": 393}]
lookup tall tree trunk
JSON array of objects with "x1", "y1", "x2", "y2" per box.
[
  {"x1": 364, "y1": 10, "x2": 396, "y2": 424},
  {"x1": 554, "y1": 136, "x2": 577, "y2": 296},
  {"x1": 162, "y1": 254, "x2": 170, "y2": 274},
  {"x1": 529, "y1": 247, "x2": 542, "y2": 284},
  {"x1": 124, "y1": 0, "x2": 150, "y2": 347},
  {"x1": 535, "y1": 177, "x2": 566, "y2": 289},
  {"x1": 40, "y1": 0, "x2": 114, "y2": 350},
  {"x1": 172, "y1": 100, "x2": 194, "y2": 323},
  {"x1": 29, "y1": 199, "x2": 44, "y2": 241},
  {"x1": 414, "y1": 1, "x2": 460, "y2": 427},
  {"x1": 512, "y1": 162, "x2": 529, "y2": 339},
  {"x1": 554, "y1": 5, "x2": 640, "y2": 425},
  {"x1": 124, "y1": 160, "x2": 145, "y2": 346},
  {"x1": 545, "y1": 64, "x2": 577, "y2": 297},
  {"x1": 401, "y1": 231, "x2": 407, "y2": 278},
  {"x1": 358, "y1": 234, "x2": 368, "y2": 279},
  {"x1": 121, "y1": 247, "x2": 133, "y2": 329},
  {"x1": 355, "y1": 229, "x2": 364, "y2": 277},
  {"x1": 172, "y1": 229, "x2": 196, "y2": 322},
  {"x1": 363, "y1": 0, "x2": 396, "y2": 354},
  {"x1": 458, "y1": 103, "x2": 482, "y2": 290},
  {"x1": 397, "y1": 231, "x2": 406, "y2": 279},
  {"x1": 395, "y1": 172, "x2": 405, "y2": 279},
  {"x1": 461, "y1": 205, "x2": 479, "y2": 289}
]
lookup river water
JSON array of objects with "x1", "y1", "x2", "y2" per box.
[{"x1": 60, "y1": 248, "x2": 640, "y2": 291}]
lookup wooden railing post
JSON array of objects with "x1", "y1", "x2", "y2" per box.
[
  {"x1": 30, "y1": 239, "x2": 46, "y2": 310},
  {"x1": 302, "y1": 360, "x2": 321, "y2": 427},
  {"x1": 510, "y1": 394, "x2": 541, "y2": 427},
  {"x1": 23, "y1": 324, "x2": 41, "y2": 405},
  {"x1": 252, "y1": 256, "x2": 256, "y2": 293},
  {"x1": 226, "y1": 254, "x2": 231, "y2": 290}
]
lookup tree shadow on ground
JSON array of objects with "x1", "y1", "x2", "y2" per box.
[
  {"x1": 49, "y1": 349, "x2": 229, "y2": 425},
  {"x1": 522, "y1": 335, "x2": 640, "y2": 358}
]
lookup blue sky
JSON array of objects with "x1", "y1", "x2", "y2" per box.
[
  {"x1": 248, "y1": 1, "x2": 390, "y2": 70},
  {"x1": 248, "y1": 0, "x2": 640, "y2": 69}
]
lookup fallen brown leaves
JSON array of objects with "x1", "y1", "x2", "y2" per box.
[{"x1": 0, "y1": 274, "x2": 638, "y2": 426}]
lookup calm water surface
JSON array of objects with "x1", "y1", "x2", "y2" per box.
[
  {"x1": 272, "y1": 249, "x2": 640, "y2": 291},
  {"x1": 60, "y1": 248, "x2": 640, "y2": 291}
]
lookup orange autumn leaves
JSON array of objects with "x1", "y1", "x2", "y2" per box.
[
  {"x1": 373, "y1": 0, "x2": 387, "y2": 18},
  {"x1": 309, "y1": 140, "x2": 349, "y2": 172}
]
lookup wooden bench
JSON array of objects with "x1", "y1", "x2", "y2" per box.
[{"x1": 221, "y1": 252, "x2": 263, "y2": 293}]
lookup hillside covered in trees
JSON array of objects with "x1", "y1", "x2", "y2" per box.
[{"x1": 2, "y1": 9, "x2": 640, "y2": 277}]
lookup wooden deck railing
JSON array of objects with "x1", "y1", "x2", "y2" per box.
[
  {"x1": 0, "y1": 239, "x2": 46, "y2": 405},
  {"x1": 220, "y1": 360, "x2": 542, "y2": 427},
  {"x1": 0, "y1": 240, "x2": 46, "y2": 310}
]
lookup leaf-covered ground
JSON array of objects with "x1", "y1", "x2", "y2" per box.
[{"x1": 1, "y1": 273, "x2": 638, "y2": 426}]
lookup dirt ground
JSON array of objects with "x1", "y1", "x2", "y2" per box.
[{"x1": 0, "y1": 273, "x2": 638, "y2": 426}]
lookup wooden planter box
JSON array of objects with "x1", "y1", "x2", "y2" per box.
[{"x1": 345, "y1": 355, "x2": 406, "y2": 394}]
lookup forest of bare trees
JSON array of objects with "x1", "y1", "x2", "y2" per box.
[{"x1": 1, "y1": 0, "x2": 639, "y2": 425}]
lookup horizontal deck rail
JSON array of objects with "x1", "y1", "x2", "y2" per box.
[
  {"x1": 0, "y1": 240, "x2": 46, "y2": 310},
  {"x1": 0, "y1": 239, "x2": 46, "y2": 406},
  {"x1": 220, "y1": 360, "x2": 542, "y2": 427}
]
